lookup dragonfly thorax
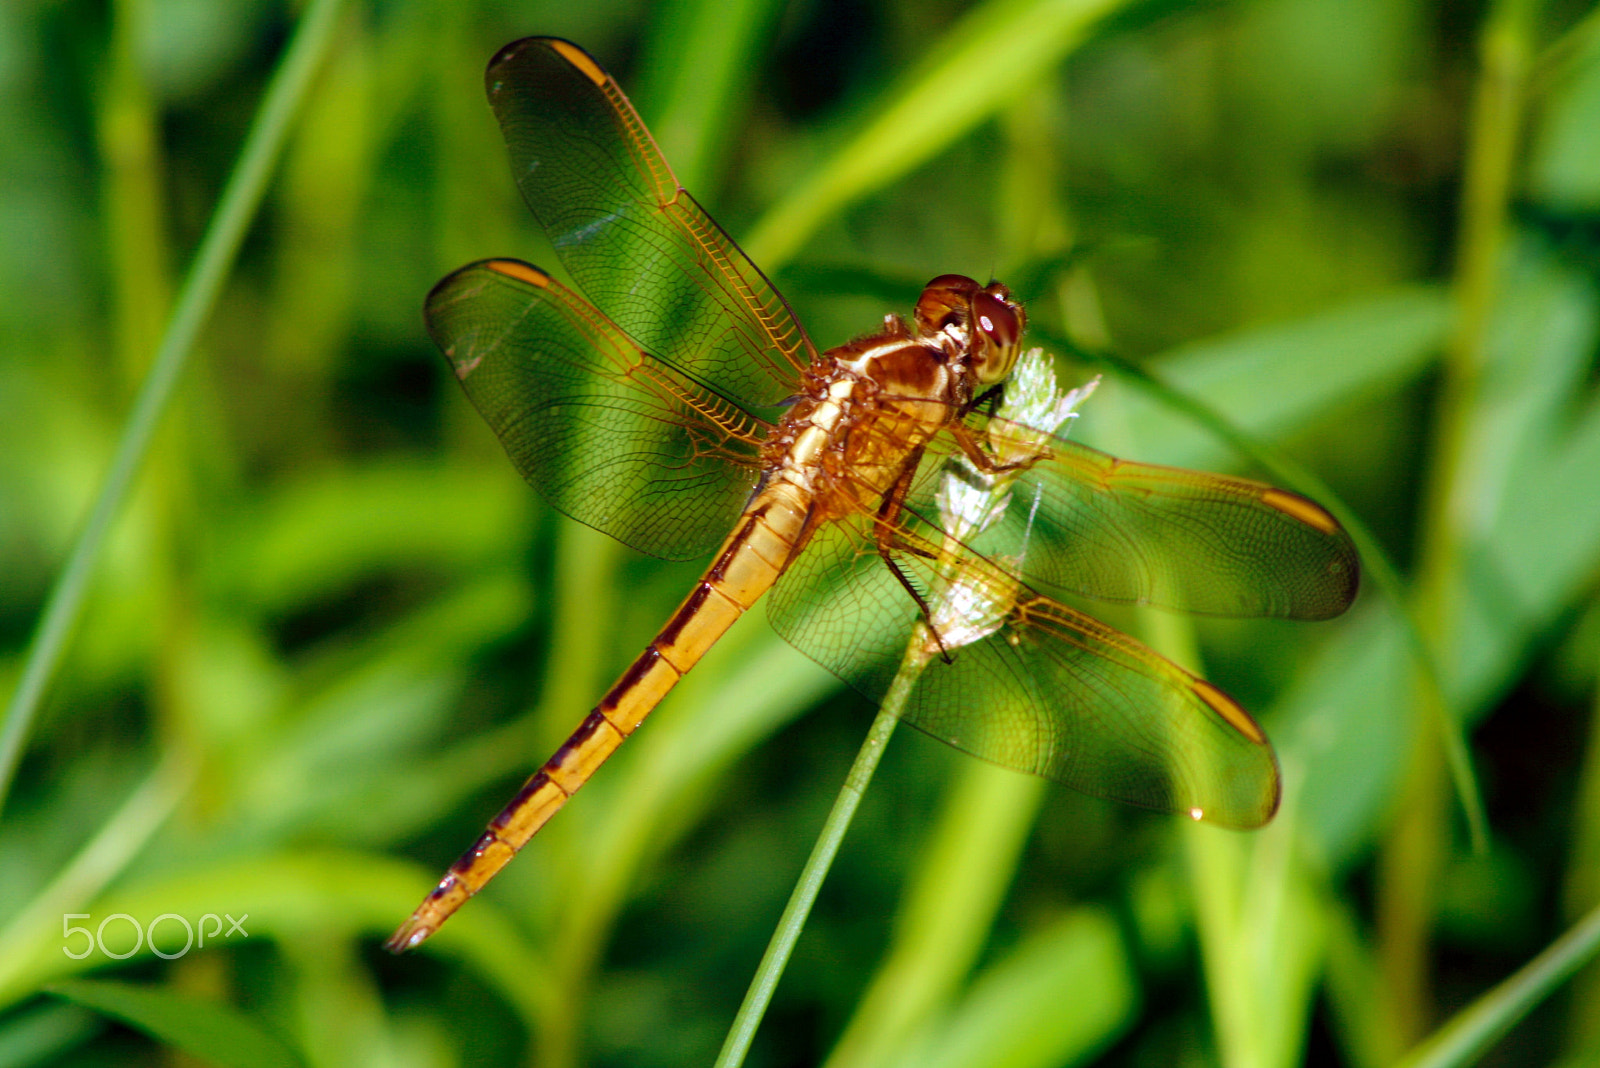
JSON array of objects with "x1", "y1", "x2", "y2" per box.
[{"x1": 763, "y1": 276, "x2": 1030, "y2": 511}]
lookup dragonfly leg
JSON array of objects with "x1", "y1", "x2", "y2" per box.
[
  {"x1": 873, "y1": 458, "x2": 953, "y2": 664},
  {"x1": 949, "y1": 423, "x2": 1034, "y2": 475}
]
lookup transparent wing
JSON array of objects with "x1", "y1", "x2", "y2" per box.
[
  {"x1": 426, "y1": 259, "x2": 767, "y2": 560},
  {"x1": 910, "y1": 416, "x2": 1360, "y2": 619},
  {"x1": 484, "y1": 37, "x2": 814, "y2": 408},
  {"x1": 767, "y1": 512, "x2": 1280, "y2": 828}
]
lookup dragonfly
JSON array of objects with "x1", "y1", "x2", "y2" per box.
[{"x1": 387, "y1": 37, "x2": 1359, "y2": 952}]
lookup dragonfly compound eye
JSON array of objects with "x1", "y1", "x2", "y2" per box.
[{"x1": 971, "y1": 289, "x2": 1024, "y2": 385}]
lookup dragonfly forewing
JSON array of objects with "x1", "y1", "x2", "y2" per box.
[
  {"x1": 425, "y1": 258, "x2": 768, "y2": 561},
  {"x1": 914, "y1": 416, "x2": 1360, "y2": 619},
  {"x1": 484, "y1": 37, "x2": 814, "y2": 408}
]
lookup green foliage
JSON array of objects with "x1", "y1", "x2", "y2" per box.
[
  {"x1": 46, "y1": 979, "x2": 306, "y2": 1068},
  {"x1": 3, "y1": 0, "x2": 1600, "y2": 1065}
]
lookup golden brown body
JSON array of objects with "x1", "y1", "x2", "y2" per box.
[
  {"x1": 388, "y1": 278, "x2": 1022, "y2": 950},
  {"x1": 393, "y1": 36, "x2": 1357, "y2": 951}
]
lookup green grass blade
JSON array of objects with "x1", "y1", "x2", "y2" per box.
[
  {"x1": 713, "y1": 686, "x2": 908, "y2": 1068},
  {"x1": 744, "y1": 0, "x2": 1128, "y2": 269},
  {"x1": 0, "y1": 849, "x2": 553, "y2": 1027},
  {"x1": 1393, "y1": 902, "x2": 1600, "y2": 1068},
  {"x1": 825, "y1": 764, "x2": 1044, "y2": 1068},
  {"x1": 1068, "y1": 287, "x2": 1450, "y2": 469},
  {"x1": 0, "y1": 1001, "x2": 102, "y2": 1067},
  {"x1": 0, "y1": 752, "x2": 193, "y2": 1003},
  {"x1": 0, "y1": 0, "x2": 348, "y2": 817},
  {"x1": 46, "y1": 979, "x2": 305, "y2": 1068},
  {"x1": 889, "y1": 908, "x2": 1136, "y2": 1068},
  {"x1": 636, "y1": 0, "x2": 786, "y2": 192}
]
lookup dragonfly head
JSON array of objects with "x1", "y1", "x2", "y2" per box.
[{"x1": 914, "y1": 275, "x2": 1027, "y2": 389}]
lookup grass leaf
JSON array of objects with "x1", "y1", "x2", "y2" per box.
[{"x1": 46, "y1": 978, "x2": 305, "y2": 1068}]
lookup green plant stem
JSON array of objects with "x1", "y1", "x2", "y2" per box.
[
  {"x1": 1393, "y1": 901, "x2": 1600, "y2": 1068},
  {"x1": 713, "y1": 661, "x2": 917, "y2": 1068},
  {"x1": 0, "y1": 750, "x2": 195, "y2": 999},
  {"x1": 1382, "y1": 0, "x2": 1537, "y2": 1044},
  {"x1": 825, "y1": 764, "x2": 1043, "y2": 1068},
  {"x1": 0, "y1": 0, "x2": 347, "y2": 818},
  {"x1": 100, "y1": 0, "x2": 172, "y2": 386}
]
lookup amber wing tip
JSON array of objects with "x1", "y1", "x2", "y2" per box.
[
  {"x1": 485, "y1": 36, "x2": 606, "y2": 91},
  {"x1": 384, "y1": 917, "x2": 434, "y2": 954},
  {"x1": 485, "y1": 37, "x2": 557, "y2": 77}
]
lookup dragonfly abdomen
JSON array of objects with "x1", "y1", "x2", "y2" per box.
[{"x1": 387, "y1": 484, "x2": 811, "y2": 951}]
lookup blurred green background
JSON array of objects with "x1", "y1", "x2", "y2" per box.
[{"x1": 4, "y1": 0, "x2": 1600, "y2": 1065}]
